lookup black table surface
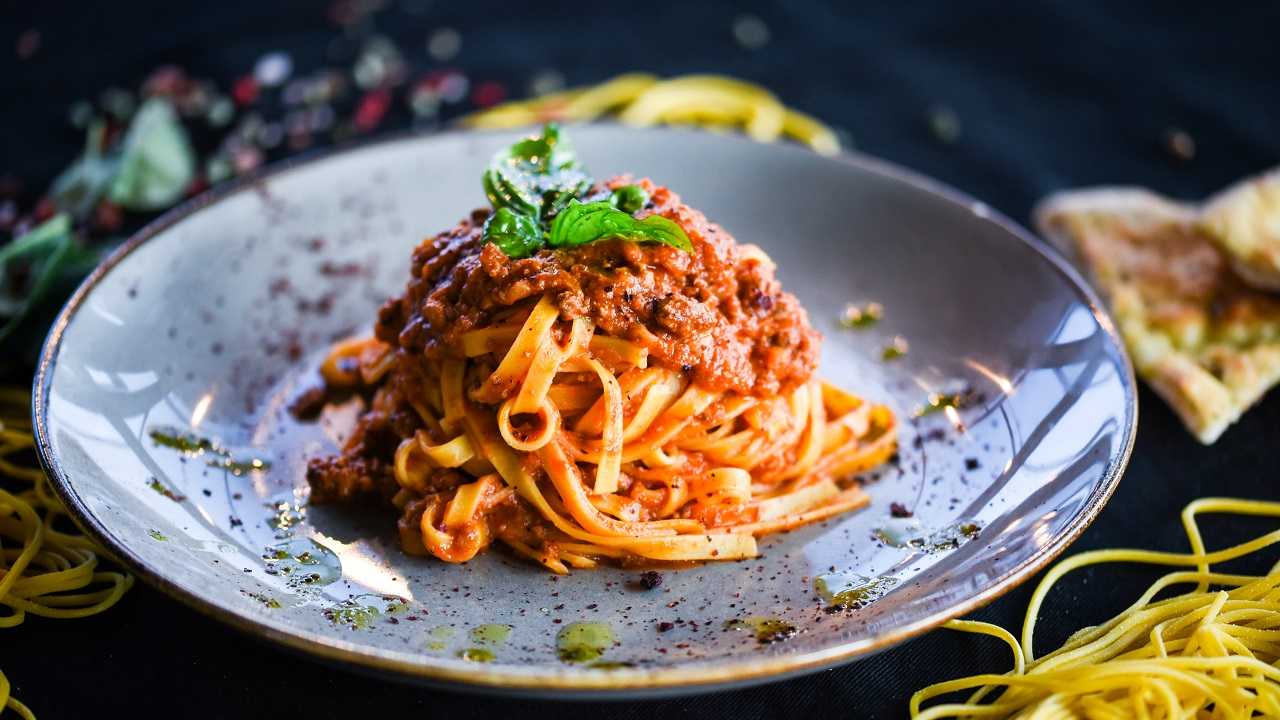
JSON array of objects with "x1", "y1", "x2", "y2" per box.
[{"x1": 4, "y1": 2, "x2": 1279, "y2": 718}]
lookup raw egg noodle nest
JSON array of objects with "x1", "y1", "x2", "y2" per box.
[
  {"x1": 912, "y1": 497, "x2": 1280, "y2": 719},
  {"x1": 0, "y1": 387, "x2": 133, "y2": 720}
]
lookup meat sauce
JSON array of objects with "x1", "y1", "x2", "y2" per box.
[{"x1": 376, "y1": 177, "x2": 820, "y2": 397}]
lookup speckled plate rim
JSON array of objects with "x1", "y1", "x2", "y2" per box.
[{"x1": 32, "y1": 124, "x2": 1138, "y2": 697}]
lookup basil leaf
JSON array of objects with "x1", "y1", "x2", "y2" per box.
[
  {"x1": 547, "y1": 200, "x2": 692, "y2": 252},
  {"x1": 49, "y1": 121, "x2": 119, "y2": 221},
  {"x1": 483, "y1": 207, "x2": 544, "y2": 259},
  {"x1": 609, "y1": 185, "x2": 649, "y2": 214},
  {"x1": 0, "y1": 213, "x2": 72, "y2": 268},
  {"x1": 482, "y1": 166, "x2": 540, "y2": 216},
  {"x1": 507, "y1": 122, "x2": 577, "y2": 174},
  {"x1": 483, "y1": 123, "x2": 590, "y2": 220},
  {"x1": 108, "y1": 98, "x2": 196, "y2": 211},
  {"x1": 0, "y1": 213, "x2": 77, "y2": 341}
]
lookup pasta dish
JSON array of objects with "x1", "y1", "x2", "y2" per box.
[{"x1": 302, "y1": 125, "x2": 896, "y2": 572}]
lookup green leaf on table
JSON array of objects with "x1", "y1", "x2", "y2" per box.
[
  {"x1": 0, "y1": 213, "x2": 87, "y2": 341},
  {"x1": 49, "y1": 121, "x2": 119, "y2": 221},
  {"x1": 547, "y1": 200, "x2": 692, "y2": 252},
  {"x1": 108, "y1": 98, "x2": 195, "y2": 211}
]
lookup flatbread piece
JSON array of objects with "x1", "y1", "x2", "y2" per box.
[{"x1": 1036, "y1": 188, "x2": 1280, "y2": 444}]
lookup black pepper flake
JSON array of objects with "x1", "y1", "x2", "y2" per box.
[
  {"x1": 964, "y1": 457, "x2": 981, "y2": 471},
  {"x1": 890, "y1": 502, "x2": 913, "y2": 518},
  {"x1": 1164, "y1": 127, "x2": 1195, "y2": 162},
  {"x1": 229, "y1": 516, "x2": 243, "y2": 527},
  {"x1": 639, "y1": 571, "x2": 663, "y2": 590}
]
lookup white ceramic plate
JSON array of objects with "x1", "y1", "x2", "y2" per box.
[{"x1": 35, "y1": 126, "x2": 1135, "y2": 696}]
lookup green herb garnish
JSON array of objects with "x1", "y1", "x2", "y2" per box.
[
  {"x1": 483, "y1": 207, "x2": 543, "y2": 259},
  {"x1": 108, "y1": 98, "x2": 196, "y2": 211},
  {"x1": 0, "y1": 213, "x2": 100, "y2": 343},
  {"x1": 881, "y1": 336, "x2": 909, "y2": 361},
  {"x1": 548, "y1": 200, "x2": 692, "y2": 252},
  {"x1": 482, "y1": 122, "x2": 589, "y2": 219},
  {"x1": 840, "y1": 302, "x2": 883, "y2": 329},
  {"x1": 479, "y1": 124, "x2": 691, "y2": 257},
  {"x1": 916, "y1": 392, "x2": 963, "y2": 417},
  {"x1": 49, "y1": 121, "x2": 117, "y2": 220},
  {"x1": 609, "y1": 184, "x2": 649, "y2": 213}
]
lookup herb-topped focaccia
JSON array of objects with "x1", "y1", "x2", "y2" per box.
[
  {"x1": 1201, "y1": 169, "x2": 1280, "y2": 292},
  {"x1": 1036, "y1": 188, "x2": 1280, "y2": 444}
]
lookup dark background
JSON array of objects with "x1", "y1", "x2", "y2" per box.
[{"x1": 3, "y1": 2, "x2": 1279, "y2": 718}]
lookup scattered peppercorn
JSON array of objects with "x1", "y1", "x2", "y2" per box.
[
  {"x1": 639, "y1": 570, "x2": 663, "y2": 590},
  {"x1": 1164, "y1": 127, "x2": 1195, "y2": 162}
]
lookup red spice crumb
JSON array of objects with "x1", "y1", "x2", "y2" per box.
[
  {"x1": 233, "y1": 75, "x2": 260, "y2": 106},
  {"x1": 354, "y1": 88, "x2": 392, "y2": 132},
  {"x1": 657, "y1": 622, "x2": 674, "y2": 632},
  {"x1": 15, "y1": 29, "x2": 40, "y2": 60},
  {"x1": 890, "y1": 502, "x2": 913, "y2": 518},
  {"x1": 33, "y1": 196, "x2": 55, "y2": 222},
  {"x1": 92, "y1": 200, "x2": 123, "y2": 233},
  {"x1": 186, "y1": 175, "x2": 210, "y2": 198},
  {"x1": 471, "y1": 81, "x2": 507, "y2": 108}
]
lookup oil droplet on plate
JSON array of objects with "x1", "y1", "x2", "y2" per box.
[
  {"x1": 874, "y1": 519, "x2": 982, "y2": 553},
  {"x1": 723, "y1": 616, "x2": 797, "y2": 644},
  {"x1": 556, "y1": 622, "x2": 614, "y2": 664},
  {"x1": 426, "y1": 625, "x2": 455, "y2": 651},
  {"x1": 457, "y1": 647, "x2": 495, "y2": 663},
  {"x1": 813, "y1": 572, "x2": 899, "y2": 610},
  {"x1": 265, "y1": 537, "x2": 342, "y2": 587},
  {"x1": 469, "y1": 623, "x2": 512, "y2": 646}
]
